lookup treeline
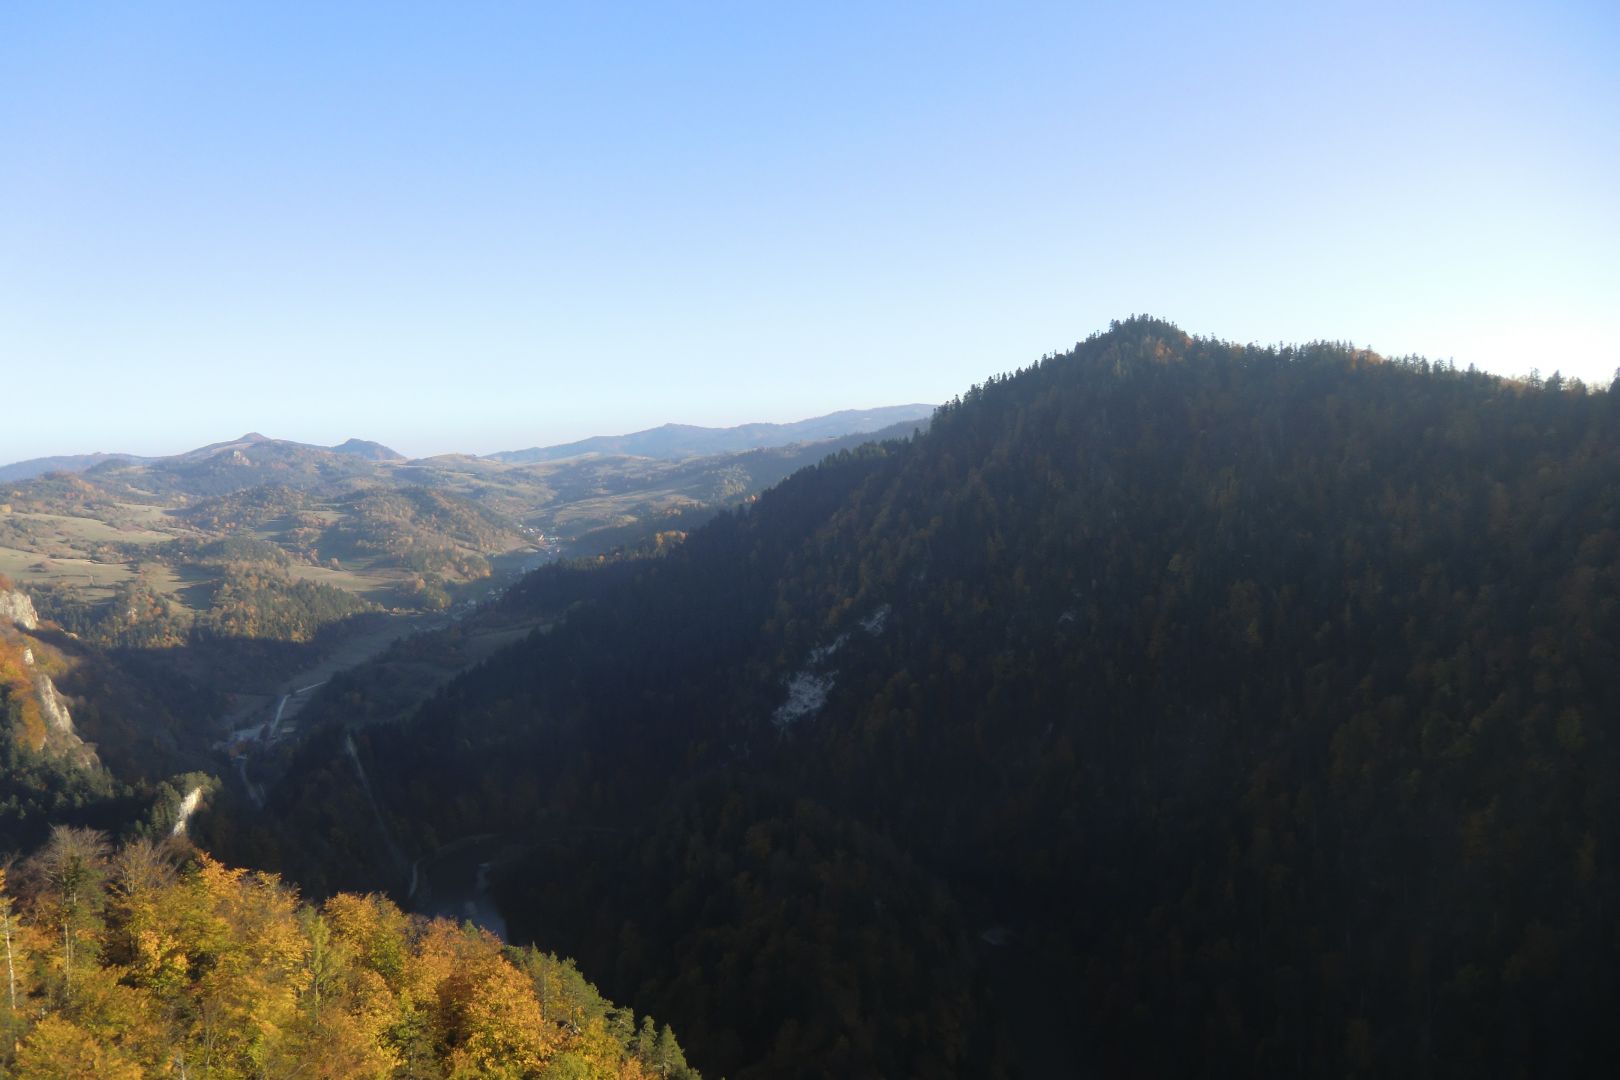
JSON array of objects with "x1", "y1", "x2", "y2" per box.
[
  {"x1": 325, "y1": 487, "x2": 518, "y2": 568},
  {"x1": 163, "y1": 534, "x2": 295, "y2": 569},
  {"x1": 0, "y1": 473, "x2": 117, "y2": 515},
  {"x1": 177, "y1": 484, "x2": 314, "y2": 532},
  {"x1": 196, "y1": 565, "x2": 374, "y2": 643},
  {"x1": 0, "y1": 828, "x2": 697, "y2": 1079},
  {"x1": 30, "y1": 578, "x2": 191, "y2": 651},
  {"x1": 33, "y1": 568, "x2": 374, "y2": 650},
  {"x1": 176, "y1": 483, "x2": 514, "y2": 604}
]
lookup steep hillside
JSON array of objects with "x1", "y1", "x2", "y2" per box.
[
  {"x1": 0, "y1": 585, "x2": 700, "y2": 1077},
  {"x1": 223, "y1": 318, "x2": 1620, "y2": 1077},
  {"x1": 0, "y1": 580, "x2": 218, "y2": 851}
]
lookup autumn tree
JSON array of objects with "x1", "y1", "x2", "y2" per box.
[{"x1": 28, "y1": 826, "x2": 109, "y2": 1002}]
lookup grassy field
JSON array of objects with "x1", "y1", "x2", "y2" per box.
[
  {"x1": 0, "y1": 547, "x2": 135, "y2": 597},
  {"x1": 5, "y1": 510, "x2": 173, "y2": 546},
  {"x1": 283, "y1": 560, "x2": 406, "y2": 603},
  {"x1": 111, "y1": 501, "x2": 180, "y2": 526}
]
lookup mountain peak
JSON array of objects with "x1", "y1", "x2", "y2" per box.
[{"x1": 331, "y1": 438, "x2": 406, "y2": 461}]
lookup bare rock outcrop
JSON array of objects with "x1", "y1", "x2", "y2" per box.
[
  {"x1": 34, "y1": 673, "x2": 77, "y2": 736},
  {"x1": 25, "y1": 670, "x2": 98, "y2": 767},
  {"x1": 0, "y1": 588, "x2": 39, "y2": 631},
  {"x1": 172, "y1": 785, "x2": 204, "y2": 837}
]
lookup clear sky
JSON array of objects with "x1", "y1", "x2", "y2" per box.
[{"x1": 2, "y1": 1, "x2": 1616, "y2": 463}]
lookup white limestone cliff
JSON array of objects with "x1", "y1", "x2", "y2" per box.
[{"x1": 0, "y1": 588, "x2": 39, "y2": 630}]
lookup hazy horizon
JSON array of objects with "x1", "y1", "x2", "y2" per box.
[
  {"x1": 0, "y1": 399, "x2": 939, "y2": 465},
  {"x1": 4, "y1": 2, "x2": 1615, "y2": 463}
]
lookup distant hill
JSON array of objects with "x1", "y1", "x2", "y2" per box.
[
  {"x1": 331, "y1": 437, "x2": 406, "y2": 461},
  {"x1": 0, "y1": 434, "x2": 405, "y2": 485},
  {"x1": 487, "y1": 404, "x2": 935, "y2": 463},
  {"x1": 81, "y1": 435, "x2": 389, "y2": 498},
  {"x1": 0, "y1": 451, "x2": 148, "y2": 482}
]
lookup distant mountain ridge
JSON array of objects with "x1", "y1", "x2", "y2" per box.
[
  {"x1": 486, "y1": 404, "x2": 935, "y2": 463},
  {"x1": 0, "y1": 411, "x2": 938, "y2": 572},
  {"x1": 0, "y1": 407, "x2": 934, "y2": 481},
  {"x1": 0, "y1": 434, "x2": 405, "y2": 482},
  {"x1": 0, "y1": 451, "x2": 149, "y2": 483}
]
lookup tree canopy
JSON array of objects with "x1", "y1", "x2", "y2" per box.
[{"x1": 0, "y1": 829, "x2": 696, "y2": 1080}]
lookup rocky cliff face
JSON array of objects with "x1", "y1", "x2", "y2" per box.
[
  {"x1": 29, "y1": 669, "x2": 96, "y2": 766},
  {"x1": 0, "y1": 612, "x2": 97, "y2": 767},
  {"x1": 35, "y1": 671, "x2": 75, "y2": 736},
  {"x1": 0, "y1": 588, "x2": 39, "y2": 631}
]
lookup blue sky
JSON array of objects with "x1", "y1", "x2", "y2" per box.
[{"x1": 2, "y1": 1, "x2": 1616, "y2": 462}]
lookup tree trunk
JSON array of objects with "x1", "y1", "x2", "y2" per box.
[{"x1": 2, "y1": 913, "x2": 14, "y2": 1013}]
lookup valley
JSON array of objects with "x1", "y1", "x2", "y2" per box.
[
  {"x1": 0, "y1": 410, "x2": 930, "y2": 623},
  {"x1": 0, "y1": 407, "x2": 931, "y2": 880}
]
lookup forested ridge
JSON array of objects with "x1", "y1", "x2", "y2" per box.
[{"x1": 210, "y1": 318, "x2": 1620, "y2": 1077}]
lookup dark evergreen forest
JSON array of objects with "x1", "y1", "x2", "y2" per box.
[{"x1": 207, "y1": 318, "x2": 1620, "y2": 1077}]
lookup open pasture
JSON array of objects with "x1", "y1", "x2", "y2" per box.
[
  {"x1": 4, "y1": 510, "x2": 173, "y2": 547},
  {"x1": 0, "y1": 547, "x2": 135, "y2": 597}
]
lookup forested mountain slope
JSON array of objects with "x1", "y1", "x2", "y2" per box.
[
  {"x1": 223, "y1": 318, "x2": 1620, "y2": 1077},
  {"x1": 1, "y1": 579, "x2": 219, "y2": 854}
]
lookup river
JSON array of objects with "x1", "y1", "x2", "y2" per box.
[{"x1": 408, "y1": 834, "x2": 511, "y2": 939}]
